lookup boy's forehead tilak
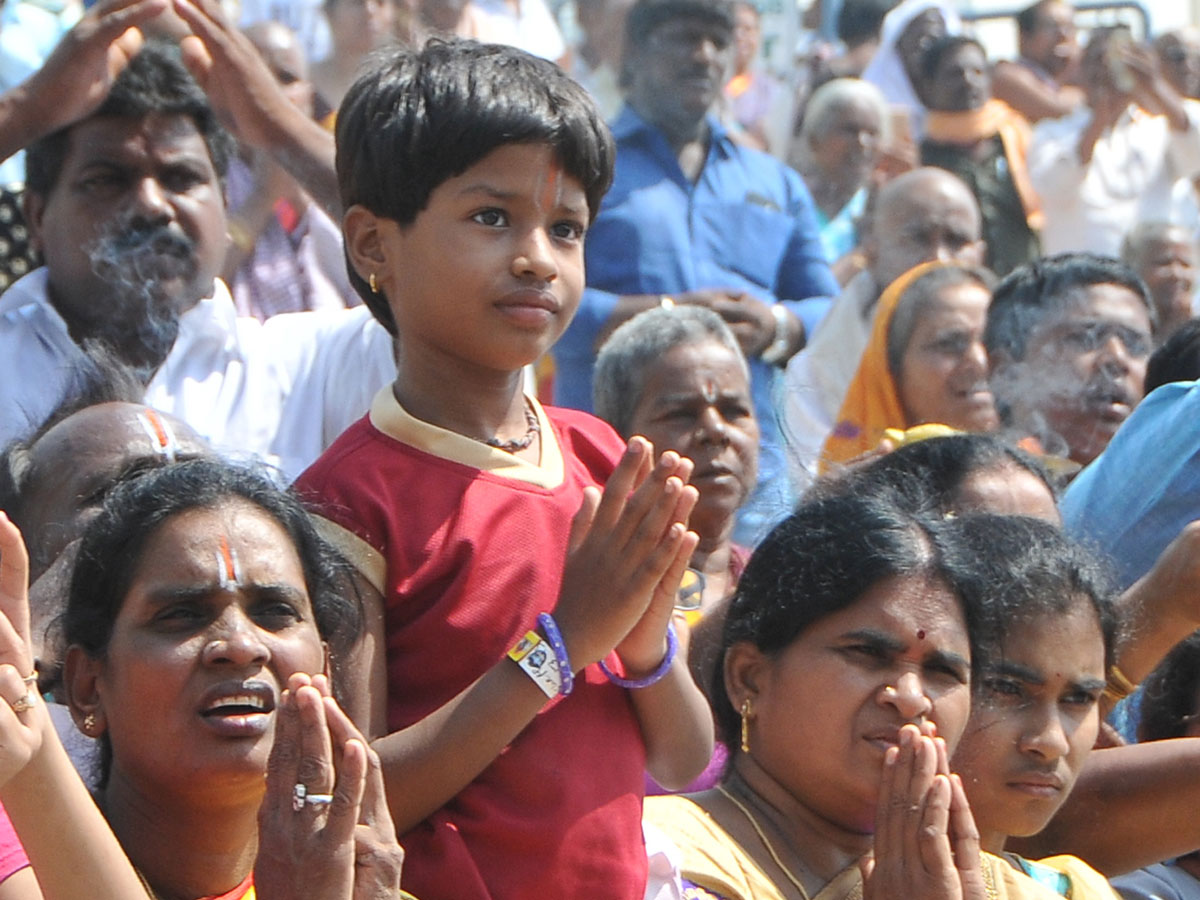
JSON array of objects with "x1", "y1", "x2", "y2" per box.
[
  {"x1": 534, "y1": 157, "x2": 587, "y2": 217},
  {"x1": 457, "y1": 150, "x2": 587, "y2": 217},
  {"x1": 537, "y1": 161, "x2": 564, "y2": 210}
]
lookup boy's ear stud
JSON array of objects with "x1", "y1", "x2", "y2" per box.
[{"x1": 369, "y1": 273, "x2": 379, "y2": 294}]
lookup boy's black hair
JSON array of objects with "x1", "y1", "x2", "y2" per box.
[
  {"x1": 624, "y1": 0, "x2": 736, "y2": 55},
  {"x1": 336, "y1": 40, "x2": 615, "y2": 335},
  {"x1": 25, "y1": 40, "x2": 234, "y2": 199},
  {"x1": 1145, "y1": 318, "x2": 1200, "y2": 394},
  {"x1": 984, "y1": 253, "x2": 1155, "y2": 361}
]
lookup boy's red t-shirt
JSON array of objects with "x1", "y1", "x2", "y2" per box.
[{"x1": 295, "y1": 390, "x2": 648, "y2": 900}]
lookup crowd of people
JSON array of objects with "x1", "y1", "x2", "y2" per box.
[{"x1": 0, "y1": 0, "x2": 1198, "y2": 898}]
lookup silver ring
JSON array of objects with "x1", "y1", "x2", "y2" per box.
[
  {"x1": 292, "y1": 783, "x2": 334, "y2": 812},
  {"x1": 10, "y1": 692, "x2": 35, "y2": 714}
]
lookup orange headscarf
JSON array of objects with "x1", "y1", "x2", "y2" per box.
[
  {"x1": 924, "y1": 99, "x2": 1044, "y2": 231},
  {"x1": 820, "y1": 261, "x2": 961, "y2": 470}
]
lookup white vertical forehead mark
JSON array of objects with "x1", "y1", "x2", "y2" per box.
[
  {"x1": 215, "y1": 534, "x2": 243, "y2": 590},
  {"x1": 137, "y1": 409, "x2": 180, "y2": 463}
]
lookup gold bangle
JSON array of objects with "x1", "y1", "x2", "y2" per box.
[{"x1": 1103, "y1": 664, "x2": 1138, "y2": 703}]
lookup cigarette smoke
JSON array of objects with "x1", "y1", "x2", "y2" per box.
[{"x1": 84, "y1": 214, "x2": 198, "y2": 376}]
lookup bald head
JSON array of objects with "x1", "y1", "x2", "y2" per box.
[
  {"x1": 8, "y1": 402, "x2": 209, "y2": 671},
  {"x1": 17, "y1": 402, "x2": 209, "y2": 580},
  {"x1": 864, "y1": 168, "x2": 985, "y2": 291},
  {"x1": 244, "y1": 21, "x2": 314, "y2": 115},
  {"x1": 245, "y1": 20, "x2": 304, "y2": 61}
]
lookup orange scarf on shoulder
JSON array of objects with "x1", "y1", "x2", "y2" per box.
[
  {"x1": 820, "y1": 261, "x2": 953, "y2": 471},
  {"x1": 924, "y1": 99, "x2": 1044, "y2": 231}
]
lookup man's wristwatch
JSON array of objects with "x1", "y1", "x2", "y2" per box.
[{"x1": 760, "y1": 304, "x2": 794, "y2": 366}]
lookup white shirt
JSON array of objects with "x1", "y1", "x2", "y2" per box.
[
  {"x1": 1029, "y1": 100, "x2": 1200, "y2": 257},
  {"x1": 471, "y1": 0, "x2": 566, "y2": 62},
  {"x1": 641, "y1": 821, "x2": 684, "y2": 900},
  {"x1": 0, "y1": 269, "x2": 395, "y2": 478},
  {"x1": 780, "y1": 270, "x2": 878, "y2": 489},
  {"x1": 267, "y1": 304, "x2": 397, "y2": 479}
]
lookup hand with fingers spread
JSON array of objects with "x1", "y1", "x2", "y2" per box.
[
  {"x1": 170, "y1": 0, "x2": 339, "y2": 216},
  {"x1": 256, "y1": 674, "x2": 404, "y2": 900},
  {"x1": 173, "y1": 0, "x2": 296, "y2": 147},
  {"x1": 0, "y1": 0, "x2": 169, "y2": 161}
]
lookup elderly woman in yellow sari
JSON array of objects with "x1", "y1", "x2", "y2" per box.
[{"x1": 821, "y1": 261, "x2": 999, "y2": 470}]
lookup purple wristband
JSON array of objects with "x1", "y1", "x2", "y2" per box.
[
  {"x1": 599, "y1": 622, "x2": 678, "y2": 689},
  {"x1": 536, "y1": 612, "x2": 573, "y2": 695}
]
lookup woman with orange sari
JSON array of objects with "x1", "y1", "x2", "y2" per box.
[{"x1": 821, "y1": 261, "x2": 998, "y2": 469}]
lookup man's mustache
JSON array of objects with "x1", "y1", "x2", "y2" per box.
[{"x1": 88, "y1": 221, "x2": 197, "y2": 284}]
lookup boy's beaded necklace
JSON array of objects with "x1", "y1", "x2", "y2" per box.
[{"x1": 483, "y1": 400, "x2": 540, "y2": 453}]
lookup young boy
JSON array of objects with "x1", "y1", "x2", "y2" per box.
[{"x1": 294, "y1": 39, "x2": 714, "y2": 900}]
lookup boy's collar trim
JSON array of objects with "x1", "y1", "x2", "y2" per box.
[{"x1": 367, "y1": 386, "x2": 565, "y2": 488}]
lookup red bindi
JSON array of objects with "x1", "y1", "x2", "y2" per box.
[{"x1": 917, "y1": 629, "x2": 926, "y2": 640}]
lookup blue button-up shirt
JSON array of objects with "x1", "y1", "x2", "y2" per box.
[{"x1": 552, "y1": 107, "x2": 837, "y2": 542}]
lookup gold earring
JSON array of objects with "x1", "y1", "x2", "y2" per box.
[
  {"x1": 740, "y1": 699, "x2": 753, "y2": 754},
  {"x1": 82, "y1": 713, "x2": 96, "y2": 735},
  {"x1": 369, "y1": 272, "x2": 379, "y2": 294}
]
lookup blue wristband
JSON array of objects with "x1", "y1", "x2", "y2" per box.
[
  {"x1": 536, "y1": 612, "x2": 573, "y2": 696},
  {"x1": 599, "y1": 623, "x2": 678, "y2": 689}
]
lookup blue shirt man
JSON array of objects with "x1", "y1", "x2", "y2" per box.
[{"x1": 552, "y1": 0, "x2": 836, "y2": 542}]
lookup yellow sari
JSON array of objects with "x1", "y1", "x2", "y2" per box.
[
  {"x1": 819, "y1": 261, "x2": 954, "y2": 470},
  {"x1": 646, "y1": 794, "x2": 1070, "y2": 900}
]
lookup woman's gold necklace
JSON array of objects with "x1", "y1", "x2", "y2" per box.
[{"x1": 717, "y1": 784, "x2": 813, "y2": 900}]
